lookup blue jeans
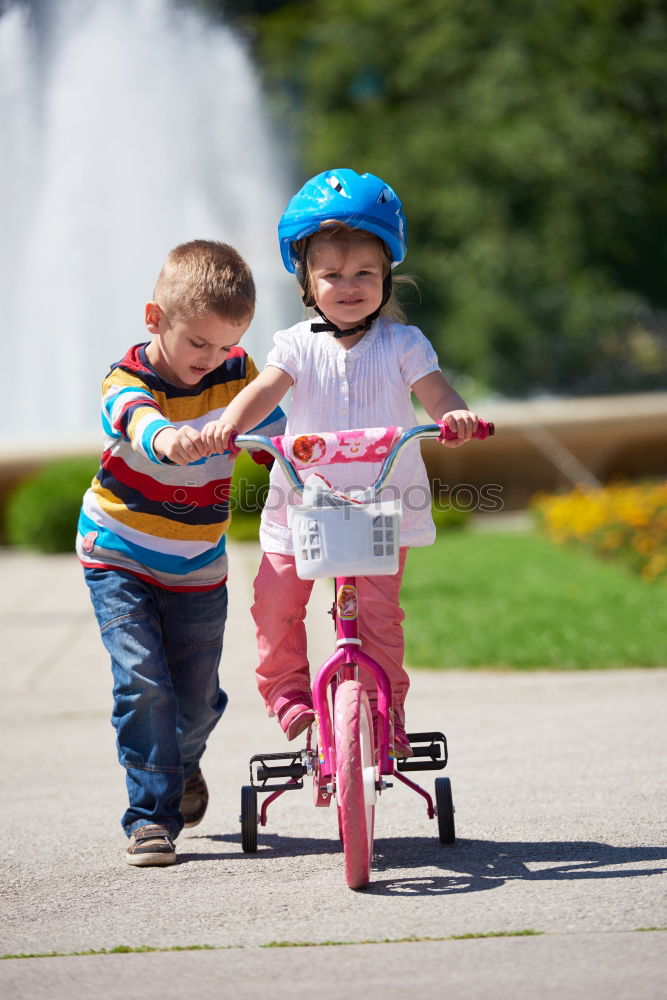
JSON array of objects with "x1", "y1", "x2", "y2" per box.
[{"x1": 84, "y1": 567, "x2": 228, "y2": 838}]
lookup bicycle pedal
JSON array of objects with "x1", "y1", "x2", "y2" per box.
[
  {"x1": 249, "y1": 750, "x2": 308, "y2": 791},
  {"x1": 396, "y1": 731, "x2": 448, "y2": 772}
]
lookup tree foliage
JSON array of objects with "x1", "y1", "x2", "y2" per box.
[{"x1": 250, "y1": 0, "x2": 667, "y2": 397}]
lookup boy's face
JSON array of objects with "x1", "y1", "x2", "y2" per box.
[
  {"x1": 144, "y1": 305, "x2": 250, "y2": 387},
  {"x1": 308, "y1": 237, "x2": 384, "y2": 332}
]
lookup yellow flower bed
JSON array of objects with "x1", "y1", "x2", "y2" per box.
[{"x1": 533, "y1": 480, "x2": 667, "y2": 583}]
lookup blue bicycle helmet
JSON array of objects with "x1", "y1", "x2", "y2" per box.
[{"x1": 278, "y1": 168, "x2": 407, "y2": 274}]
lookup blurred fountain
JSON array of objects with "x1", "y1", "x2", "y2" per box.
[{"x1": 0, "y1": 0, "x2": 295, "y2": 452}]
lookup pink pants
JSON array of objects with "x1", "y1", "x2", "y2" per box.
[{"x1": 252, "y1": 549, "x2": 410, "y2": 723}]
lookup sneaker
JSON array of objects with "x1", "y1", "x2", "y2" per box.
[
  {"x1": 277, "y1": 700, "x2": 315, "y2": 741},
  {"x1": 373, "y1": 714, "x2": 414, "y2": 760},
  {"x1": 126, "y1": 824, "x2": 176, "y2": 867},
  {"x1": 181, "y1": 769, "x2": 208, "y2": 828},
  {"x1": 393, "y1": 721, "x2": 414, "y2": 760}
]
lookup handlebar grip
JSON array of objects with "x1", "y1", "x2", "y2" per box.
[
  {"x1": 439, "y1": 418, "x2": 495, "y2": 441},
  {"x1": 227, "y1": 430, "x2": 241, "y2": 456}
]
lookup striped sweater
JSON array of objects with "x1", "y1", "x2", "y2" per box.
[{"x1": 77, "y1": 343, "x2": 285, "y2": 590}]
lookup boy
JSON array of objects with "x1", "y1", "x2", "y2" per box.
[{"x1": 77, "y1": 240, "x2": 284, "y2": 866}]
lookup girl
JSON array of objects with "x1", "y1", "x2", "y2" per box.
[{"x1": 202, "y1": 168, "x2": 478, "y2": 757}]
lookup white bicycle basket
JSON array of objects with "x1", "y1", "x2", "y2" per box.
[{"x1": 288, "y1": 478, "x2": 401, "y2": 580}]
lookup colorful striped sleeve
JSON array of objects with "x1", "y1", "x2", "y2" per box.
[{"x1": 102, "y1": 373, "x2": 173, "y2": 464}]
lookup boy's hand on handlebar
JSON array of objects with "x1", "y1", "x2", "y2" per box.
[
  {"x1": 154, "y1": 425, "x2": 208, "y2": 465},
  {"x1": 440, "y1": 410, "x2": 479, "y2": 448},
  {"x1": 200, "y1": 419, "x2": 238, "y2": 455}
]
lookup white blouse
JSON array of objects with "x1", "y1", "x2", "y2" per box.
[{"x1": 259, "y1": 317, "x2": 441, "y2": 554}]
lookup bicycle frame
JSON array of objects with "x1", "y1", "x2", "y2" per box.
[
  {"x1": 312, "y1": 573, "x2": 442, "y2": 822},
  {"x1": 313, "y1": 573, "x2": 394, "y2": 779}
]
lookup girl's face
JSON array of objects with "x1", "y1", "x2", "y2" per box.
[{"x1": 308, "y1": 237, "x2": 385, "y2": 332}]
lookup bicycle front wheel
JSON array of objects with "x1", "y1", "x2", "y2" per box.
[{"x1": 334, "y1": 680, "x2": 376, "y2": 889}]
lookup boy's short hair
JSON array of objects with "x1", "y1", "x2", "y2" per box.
[{"x1": 154, "y1": 240, "x2": 255, "y2": 324}]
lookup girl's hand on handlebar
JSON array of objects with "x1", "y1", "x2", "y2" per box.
[
  {"x1": 440, "y1": 410, "x2": 479, "y2": 448},
  {"x1": 200, "y1": 419, "x2": 238, "y2": 456}
]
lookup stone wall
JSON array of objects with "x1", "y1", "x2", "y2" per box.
[{"x1": 421, "y1": 391, "x2": 667, "y2": 512}]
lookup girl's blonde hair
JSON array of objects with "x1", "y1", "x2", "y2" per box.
[{"x1": 295, "y1": 222, "x2": 415, "y2": 324}]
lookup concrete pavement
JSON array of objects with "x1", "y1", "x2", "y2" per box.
[{"x1": 0, "y1": 546, "x2": 665, "y2": 998}]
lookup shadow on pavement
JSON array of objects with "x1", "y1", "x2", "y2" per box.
[
  {"x1": 369, "y1": 837, "x2": 667, "y2": 896},
  {"x1": 180, "y1": 832, "x2": 667, "y2": 897}
]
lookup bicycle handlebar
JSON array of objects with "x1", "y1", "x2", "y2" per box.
[
  {"x1": 232, "y1": 419, "x2": 494, "y2": 495},
  {"x1": 440, "y1": 419, "x2": 494, "y2": 442}
]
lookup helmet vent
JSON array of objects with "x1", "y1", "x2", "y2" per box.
[
  {"x1": 377, "y1": 187, "x2": 394, "y2": 204},
  {"x1": 326, "y1": 174, "x2": 344, "y2": 193}
]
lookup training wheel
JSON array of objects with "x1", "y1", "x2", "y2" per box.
[
  {"x1": 241, "y1": 785, "x2": 258, "y2": 853},
  {"x1": 434, "y1": 776, "x2": 455, "y2": 844}
]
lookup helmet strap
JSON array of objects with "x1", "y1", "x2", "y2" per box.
[
  {"x1": 308, "y1": 272, "x2": 392, "y2": 340},
  {"x1": 311, "y1": 306, "x2": 378, "y2": 339}
]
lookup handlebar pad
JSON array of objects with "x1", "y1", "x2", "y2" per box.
[{"x1": 271, "y1": 426, "x2": 403, "y2": 469}]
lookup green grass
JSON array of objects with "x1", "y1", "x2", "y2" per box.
[
  {"x1": 262, "y1": 930, "x2": 541, "y2": 947},
  {"x1": 1, "y1": 933, "x2": 540, "y2": 959},
  {"x1": 402, "y1": 531, "x2": 667, "y2": 669},
  {"x1": 5, "y1": 929, "x2": 663, "y2": 959},
  {"x1": 1, "y1": 945, "x2": 222, "y2": 960}
]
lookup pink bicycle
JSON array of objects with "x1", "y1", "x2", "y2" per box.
[{"x1": 235, "y1": 419, "x2": 494, "y2": 889}]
